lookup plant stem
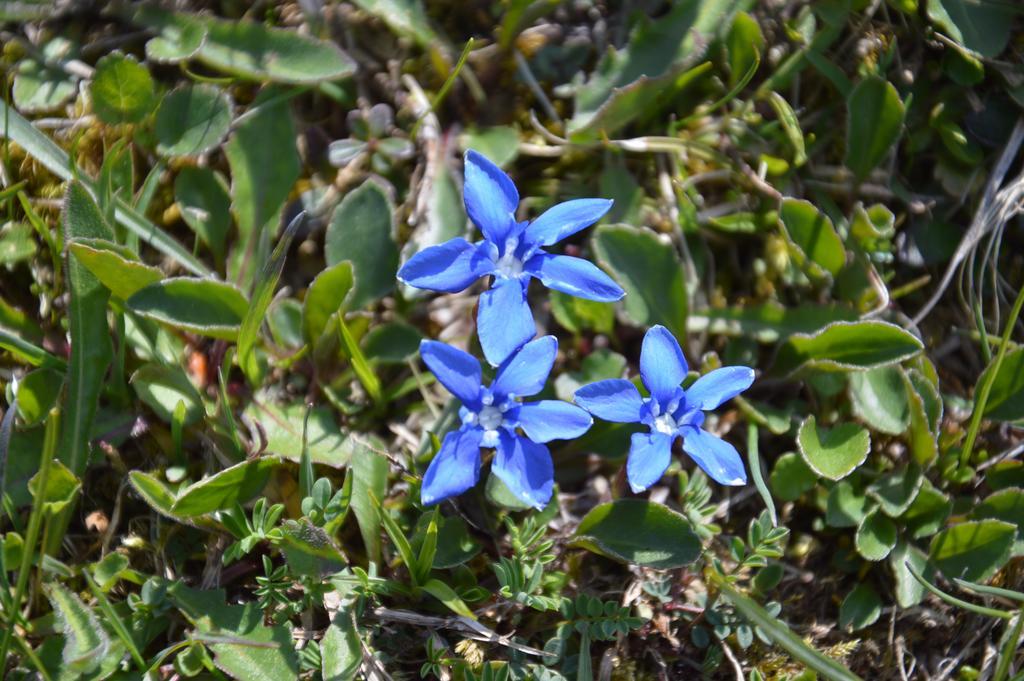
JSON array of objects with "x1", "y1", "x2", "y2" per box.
[
  {"x1": 959, "y1": 282, "x2": 1024, "y2": 470},
  {"x1": 0, "y1": 407, "x2": 60, "y2": 672}
]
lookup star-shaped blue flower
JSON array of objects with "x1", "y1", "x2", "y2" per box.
[
  {"x1": 398, "y1": 150, "x2": 625, "y2": 367},
  {"x1": 419, "y1": 335, "x2": 593, "y2": 509},
  {"x1": 574, "y1": 326, "x2": 754, "y2": 492}
]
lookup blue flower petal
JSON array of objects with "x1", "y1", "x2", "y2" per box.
[
  {"x1": 524, "y1": 253, "x2": 624, "y2": 302},
  {"x1": 477, "y1": 279, "x2": 536, "y2": 367},
  {"x1": 684, "y1": 366, "x2": 755, "y2": 411},
  {"x1": 681, "y1": 427, "x2": 747, "y2": 486},
  {"x1": 491, "y1": 335, "x2": 557, "y2": 399},
  {"x1": 640, "y1": 325, "x2": 688, "y2": 404},
  {"x1": 421, "y1": 428, "x2": 483, "y2": 505},
  {"x1": 464, "y1": 150, "x2": 519, "y2": 247},
  {"x1": 515, "y1": 400, "x2": 592, "y2": 443},
  {"x1": 493, "y1": 431, "x2": 553, "y2": 510},
  {"x1": 397, "y1": 238, "x2": 495, "y2": 293},
  {"x1": 574, "y1": 379, "x2": 643, "y2": 423},
  {"x1": 522, "y1": 198, "x2": 613, "y2": 247},
  {"x1": 420, "y1": 340, "x2": 482, "y2": 408},
  {"x1": 626, "y1": 431, "x2": 674, "y2": 493}
]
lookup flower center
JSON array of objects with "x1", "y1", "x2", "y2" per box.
[
  {"x1": 653, "y1": 413, "x2": 678, "y2": 435},
  {"x1": 477, "y1": 405, "x2": 505, "y2": 431},
  {"x1": 495, "y1": 236, "x2": 525, "y2": 279}
]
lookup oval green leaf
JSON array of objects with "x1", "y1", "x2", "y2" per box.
[
  {"x1": 797, "y1": 415, "x2": 870, "y2": 481},
  {"x1": 592, "y1": 223, "x2": 687, "y2": 339},
  {"x1": 774, "y1": 320, "x2": 923, "y2": 376},
  {"x1": 171, "y1": 457, "x2": 278, "y2": 517},
  {"x1": 570, "y1": 498, "x2": 702, "y2": 569},
  {"x1": 325, "y1": 180, "x2": 399, "y2": 309},
  {"x1": 155, "y1": 83, "x2": 233, "y2": 158},
  {"x1": 845, "y1": 76, "x2": 905, "y2": 180},
  {"x1": 855, "y1": 508, "x2": 897, "y2": 561},
  {"x1": 90, "y1": 52, "x2": 156, "y2": 124},
  {"x1": 929, "y1": 519, "x2": 1016, "y2": 583},
  {"x1": 127, "y1": 277, "x2": 249, "y2": 341}
]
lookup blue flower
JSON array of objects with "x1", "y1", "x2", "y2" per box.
[
  {"x1": 398, "y1": 150, "x2": 625, "y2": 367},
  {"x1": 574, "y1": 325, "x2": 754, "y2": 492},
  {"x1": 419, "y1": 335, "x2": 593, "y2": 509}
]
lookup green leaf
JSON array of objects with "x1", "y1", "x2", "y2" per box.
[
  {"x1": 926, "y1": 0, "x2": 1015, "y2": 58},
  {"x1": 688, "y1": 301, "x2": 858, "y2": 343},
  {"x1": 569, "y1": 0, "x2": 736, "y2": 139},
  {"x1": 978, "y1": 346, "x2": 1024, "y2": 422},
  {"x1": 422, "y1": 577, "x2": 476, "y2": 619},
  {"x1": 0, "y1": 221, "x2": 37, "y2": 265},
  {"x1": 362, "y1": 321, "x2": 422, "y2": 364},
  {"x1": 325, "y1": 180, "x2": 399, "y2": 309},
  {"x1": 132, "y1": 7, "x2": 356, "y2": 83},
  {"x1": 904, "y1": 370, "x2": 939, "y2": 465},
  {"x1": 350, "y1": 0, "x2": 441, "y2": 49},
  {"x1": 970, "y1": 489, "x2": 1024, "y2": 554},
  {"x1": 797, "y1": 416, "x2": 870, "y2": 481},
  {"x1": 591, "y1": 224, "x2": 687, "y2": 339},
  {"x1": 461, "y1": 127, "x2": 520, "y2": 168},
  {"x1": 171, "y1": 458, "x2": 278, "y2": 517},
  {"x1": 848, "y1": 366, "x2": 910, "y2": 435},
  {"x1": 768, "y1": 451, "x2": 817, "y2": 502},
  {"x1": 29, "y1": 458, "x2": 81, "y2": 514},
  {"x1": 90, "y1": 52, "x2": 156, "y2": 124},
  {"x1": 844, "y1": 76, "x2": 905, "y2": 180},
  {"x1": 12, "y1": 59, "x2": 76, "y2": 113},
  {"x1": 238, "y1": 214, "x2": 303, "y2": 385},
  {"x1": 46, "y1": 583, "x2": 110, "y2": 674},
  {"x1": 930, "y1": 520, "x2": 1016, "y2": 583},
  {"x1": 280, "y1": 519, "x2": 346, "y2": 576},
  {"x1": 867, "y1": 466, "x2": 923, "y2": 517},
  {"x1": 68, "y1": 238, "x2": 163, "y2": 300},
  {"x1": 432, "y1": 515, "x2": 481, "y2": 569},
  {"x1": 570, "y1": 498, "x2": 702, "y2": 569},
  {"x1": 338, "y1": 316, "x2": 383, "y2": 404},
  {"x1": 901, "y1": 481, "x2": 951, "y2": 539},
  {"x1": 321, "y1": 615, "x2": 361, "y2": 681},
  {"x1": 779, "y1": 198, "x2": 845, "y2": 277},
  {"x1": 727, "y1": 11, "x2": 763, "y2": 88},
  {"x1": 130, "y1": 363, "x2": 205, "y2": 426},
  {"x1": 155, "y1": 83, "x2": 233, "y2": 158},
  {"x1": 15, "y1": 368, "x2": 64, "y2": 426},
  {"x1": 838, "y1": 583, "x2": 881, "y2": 631},
  {"x1": 774, "y1": 320, "x2": 923, "y2": 376},
  {"x1": 224, "y1": 90, "x2": 300, "y2": 241},
  {"x1": 0, "y1": 328, "x2": 66, "y2": 370},
  {"x1": 175, "y1": 166, "x2": 231, "y2": 262},
  {"x1": 127, "y1": 277, "x2": 249, "y2": 341},
  {"x1": 485, "y1": 471, "x2": 534, "y2": 511},
  {"x1": 244, "y1": 401, "x2": 355, "y2": 467},
  {"x1": 826, "y1": 480, "x2": 870, "y2": 528},
  {"x1": 767, "y1": 93, "x2": 807, "y2": 167},
  {"x1": 303, "y1": 261, "x2": 355, "y2": 346},
  {"x1": 889, "y1": 542, "x2": 933, "y2": 609},
  {"x1": 550, "y1": 290, "x2": 615, "y2": 335},
  {"x1": 129, "y1": 470, "x2": 210, "y2": 526},
  {"x1": 60, "y1": 183, "x2": 114, "y2": 476},
  {"x1": 145, "y1": 18, "x2": 206, "y2": 62},
  {"x1": 350, "y1": 440, "x2": 388, "y2": 565},
  {"x1": 855, "y1": 508, "x2": 897, "y2": 562},
  {"x1": 712, "y1": 575, "x2": 862, "y2": 681}
]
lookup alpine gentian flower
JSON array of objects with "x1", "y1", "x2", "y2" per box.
[
  {"x1": 419, "y1": 335, "x2": 592, "y2": 509},
  {"x1": 574, "y1": 325, "x2": 754, "y2": 492},
  {"x1": 398, "y1": 150, "x2": 625, "y2": 367}
]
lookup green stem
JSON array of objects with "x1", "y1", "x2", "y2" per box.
[
  {"x1": 960, "y1": 282, "x2": 1024, "y2": 470},
  {"x1": 0, "y1": 407, "x2": 60, "y2": 672}
]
